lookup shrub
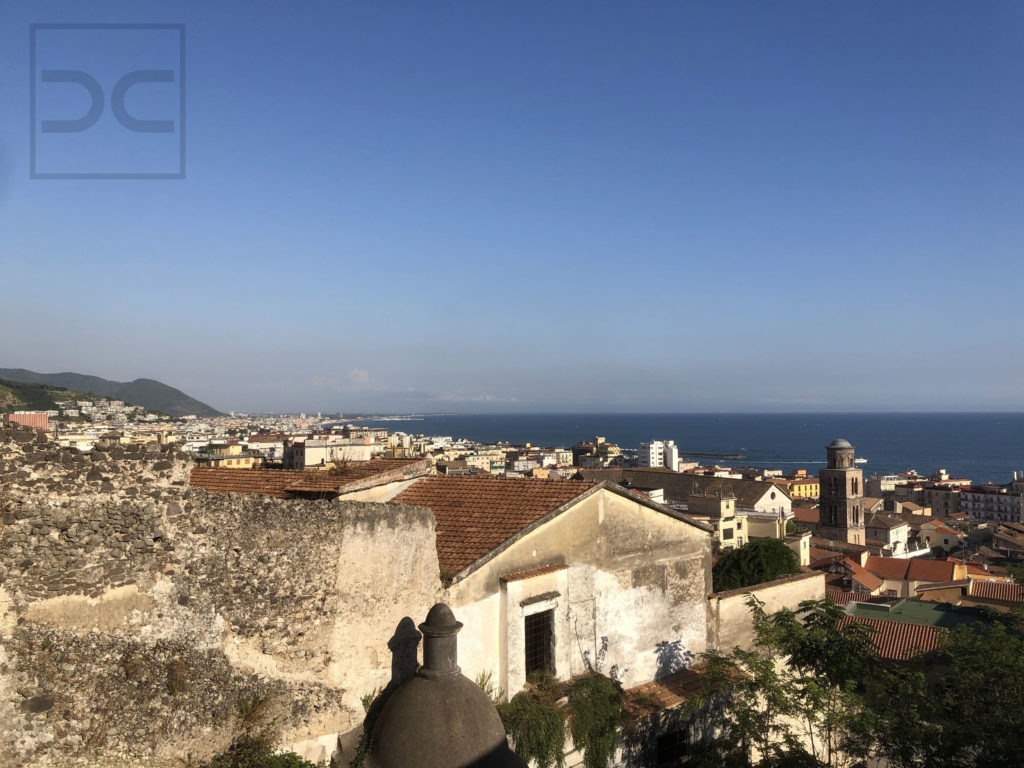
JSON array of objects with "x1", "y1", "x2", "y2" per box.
[
  {"x1": 502, "y1": 690, "x2": 566, "y2": 768},
  {"x1": 201, "y1": 734, "x2": 322, "y2": 768},
  {"x1": 568, "y1": 674, "x2": 624, "y2": 768}
]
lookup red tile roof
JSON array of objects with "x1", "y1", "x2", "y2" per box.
[
  {"x1": 501, "y1": 563, "x2": 568, "y2": 582},
  {"x1": 864, "y1": 557, "x2": 959, "y2": 584},
  {"x1": 189, "y1": 468, "x2": 306, "y2": 498},
  {"x1": 794, "y1": 507, "x2": 820, "y2": 524},
  {"x1": 864, "y1": 557, "x2": 911, "y2": 581},
  {"x1": 826, "y1": 587, "x2": 859, "y2": 606},
  {"x1": 284, "y1": 458, "x2": 427, "y2": 492},
  {"x1": 826, "y1": 588, "x2": 893, "y2": 606},
  {"x1": 391, "y1": 475, "x2": 599, "y2": 575},
  {"x1": 189, "y1": 458, "x2": 428, "y2": 498},
  {"x1": 247, "y1": 433, "x2": 286, "y2": 443},
  {"x1": 839, "y1": 615, "x2": 944, "y2": 661},
  {"x1": 845, "y1": 559, "x2": 884, "y2": 592},
  {"x1": 907, "y1": 559, "x2": 958, "y2": 582},
  {"x1": 970, "y1": 580, "x2": 1024, "y2": 603},
  {"x1": 626, "y1": 666, "x2": 714, "y2": 717}
]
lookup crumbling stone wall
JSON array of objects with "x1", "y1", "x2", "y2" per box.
[{"x1": 0, "y1": 423, "x2": 442, "y2": 767}]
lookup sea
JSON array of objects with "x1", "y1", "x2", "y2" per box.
[{"x1": 340, "y1": 413, "x2": 1024, "y2": 485}]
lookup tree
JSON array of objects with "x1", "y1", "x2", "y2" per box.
[
  {"x1": 768, "y1": 599, "x2": 876, "y2": 768},
  {"x1": 712, "y1": 539, "x2": 801, "y2": 592},
  {"x1": 681, "y1": 596, "x2": 876, "y2": 768}
]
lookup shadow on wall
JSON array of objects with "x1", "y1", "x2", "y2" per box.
[
  {"x1": 361, "y1": 617, "x2": 422, "y2": 737},
  {"x1": 655, "y1": 639, "x2": 693, "y2": 679}
]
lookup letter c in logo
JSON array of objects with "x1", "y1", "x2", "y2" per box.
[{"x1": 111, "y1": 70, "x2": 175, "y2": 132}]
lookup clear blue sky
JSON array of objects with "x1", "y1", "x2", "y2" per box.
[{"x1": 1, "y1": 1, "x2": 1022, "y2": 413}]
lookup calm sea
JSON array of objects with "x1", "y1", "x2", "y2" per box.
[{"x1": 344, "y1": 413, "x2": 1024, "y2": 485}]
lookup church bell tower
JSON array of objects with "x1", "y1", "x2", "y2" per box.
[{"x1": 817, "y1": 439, "x2": 865, "y2": 545}]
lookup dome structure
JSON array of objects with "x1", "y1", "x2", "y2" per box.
[
  {"x1": 366, "y1": 603, "x2": 527, "y2": 768},
  {"x1": 826, "y1": 438, "x2": 856, "y2": 469}
]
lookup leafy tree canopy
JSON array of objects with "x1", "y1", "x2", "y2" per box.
[{"x1": 712, "y1": 538, "x2": 801, "y2": 592}]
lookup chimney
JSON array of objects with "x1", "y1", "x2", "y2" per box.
[{"x1": 418, "y1": 603, "x2": 463, "y2": 679}]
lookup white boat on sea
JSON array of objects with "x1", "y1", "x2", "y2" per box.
[{"x1": 855, "y1": 458, "x2": 868, "y2": 464}]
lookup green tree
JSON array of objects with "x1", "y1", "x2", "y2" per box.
[
  {"x1": 713, "y1": 539, "x2": 801, "y2": 592},
  {"x1": 769, "y1": 599, "x2": 875, "y2": 768},
  {"x1": 682, "y1": 595, "x2": 877, "y2": 768}
]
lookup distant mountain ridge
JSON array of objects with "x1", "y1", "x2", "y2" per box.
[{"x1": 0, "y1": 368, "x2": 223, "y2": 418}]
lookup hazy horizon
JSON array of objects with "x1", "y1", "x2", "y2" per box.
[{"x1": 3, "y1": 2, "x2": 1022, "y2": 413}]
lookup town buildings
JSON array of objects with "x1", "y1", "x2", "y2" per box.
[{"x1": 961, "y1": 472, "x2": 1024, "y2": 523}]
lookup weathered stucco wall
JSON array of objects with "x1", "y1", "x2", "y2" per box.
[
  {"x1": 0, "y1": 423, "x2": 441, "y2": 768},
  {"x1": 449, "y1": 488, "x2": 713, "y2": 694},
  {"x1": 708, "y1": 571, "x2": 826, "y2": 651}
]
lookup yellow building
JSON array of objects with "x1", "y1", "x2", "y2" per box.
[{"x1": 789, "y1": 477, "x2": 820, "y2": 499}]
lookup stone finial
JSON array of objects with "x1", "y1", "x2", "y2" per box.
[{"x1": 418, "y1": 602, "x2": 463, "y2": 679}]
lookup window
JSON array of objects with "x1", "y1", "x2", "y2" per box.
[
  {"x1": 655, "y1": 729, "x2": 690, "y2": 765},
  {"x1": 723, "y1": 528, "x2": 734, "y2": 540},
  {"x1": 524, "y1": 610, "x2": 554, "y2": 677}
]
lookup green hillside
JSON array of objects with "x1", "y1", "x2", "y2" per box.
[
  {"x1": 0, "y1": 368, "x2": 223, "y2": 418},
  {"x1": 0, "y1": 378, "x2": 67, "y2": 413}
]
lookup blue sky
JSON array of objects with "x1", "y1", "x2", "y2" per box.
[{"x1": 1, "y1": 1, "x2": 1022, "y2": 413}]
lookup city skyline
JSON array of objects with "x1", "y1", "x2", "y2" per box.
[{"x1": 2, "y1": 2, "x2": 1023, "y2": 414}]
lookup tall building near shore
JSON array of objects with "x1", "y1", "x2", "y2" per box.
[
  {"x1": 817, "y1": 438, "x2": 866, "y2": 545},
  {"x1": 639, "y1": 439, "x2": 679, "y2": 470}
]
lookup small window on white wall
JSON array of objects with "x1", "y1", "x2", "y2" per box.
[{"x1": 524, "y1": 609, "x2": 554, "y2": 678}]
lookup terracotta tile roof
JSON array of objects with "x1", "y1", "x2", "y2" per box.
[
  {"x1": 864, "y1": 557, "x2": 911, "y2": 581},
  {"x1": 845, "y1": 559, "x2": 884, "y2": 592},
  {"x1": 247, "y1": 433, "x2": 286, "y2": 443},
  {"x1": 284, "y1": 458, "x2": 427, "y2": 492},
  {"x1": 391, "y1": 475, "x2": 599, "y2": 575},
  {"x1": 866, "y1": 513, "x2": 908, "y2": 530},
  {"x1": 190, "y1": 458, "x2": 428, "y2": 498},
  {"x1": 839, "y1": 615, "x2": 944, "y2": 661},
  {"x1": 826, "y1": 587, "x2": 893, "y2": 606},
  {"x1": 970, "y1": 580, "x2": 1024, "y2": 603},
  {"x1": 794, "y1": 507, "x2": 820, "y2": 524},
  {"x1": 826, "y1": 587, "x2": 859, "y2": 606},
  {"x1": 907, "y1": 559, "x2": 958, "y2": 582},
  {"x1": 626, "y1": 666, "x2": 714, "y2": 717},
  {"x1": 189, "y1": 468, "x2": 307, "y2": 498},
  {"x1": 810, "y1": 536, "x2": 870, "y2": 555},
  {"x1": 501, "y1": 563, "x2": 568, "y2": 582}
]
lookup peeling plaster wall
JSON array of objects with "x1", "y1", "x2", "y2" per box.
[
  {"x1": 0, "y1": 423, "x2": 442, "y2": 768},
  {"x1": 709, "y1": 571, "x2": 826, "y2": 651},
  {"x1": 448, "y1": 489, "x2": 712, "y2": 694}
]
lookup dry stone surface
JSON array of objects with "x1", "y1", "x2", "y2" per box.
[{"x1": 0, "y1": 423, "x2": 442, "y2": 767}]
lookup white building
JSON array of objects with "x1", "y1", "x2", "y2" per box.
[{"x1": 639, "y1": 439, "x2": 679, "y2": 470}]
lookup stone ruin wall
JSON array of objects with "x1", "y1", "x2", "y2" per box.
[{"x1": 0, "y1": 423, "x2": 442, "y2": 767}]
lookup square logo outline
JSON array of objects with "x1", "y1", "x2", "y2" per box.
[{"x1": 30, "y1": 22, "x2": 186, "y2": 180}]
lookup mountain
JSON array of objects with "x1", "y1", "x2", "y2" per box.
[{"x1": 0, "y1": 369, "x2": 223, "y2": 418}]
